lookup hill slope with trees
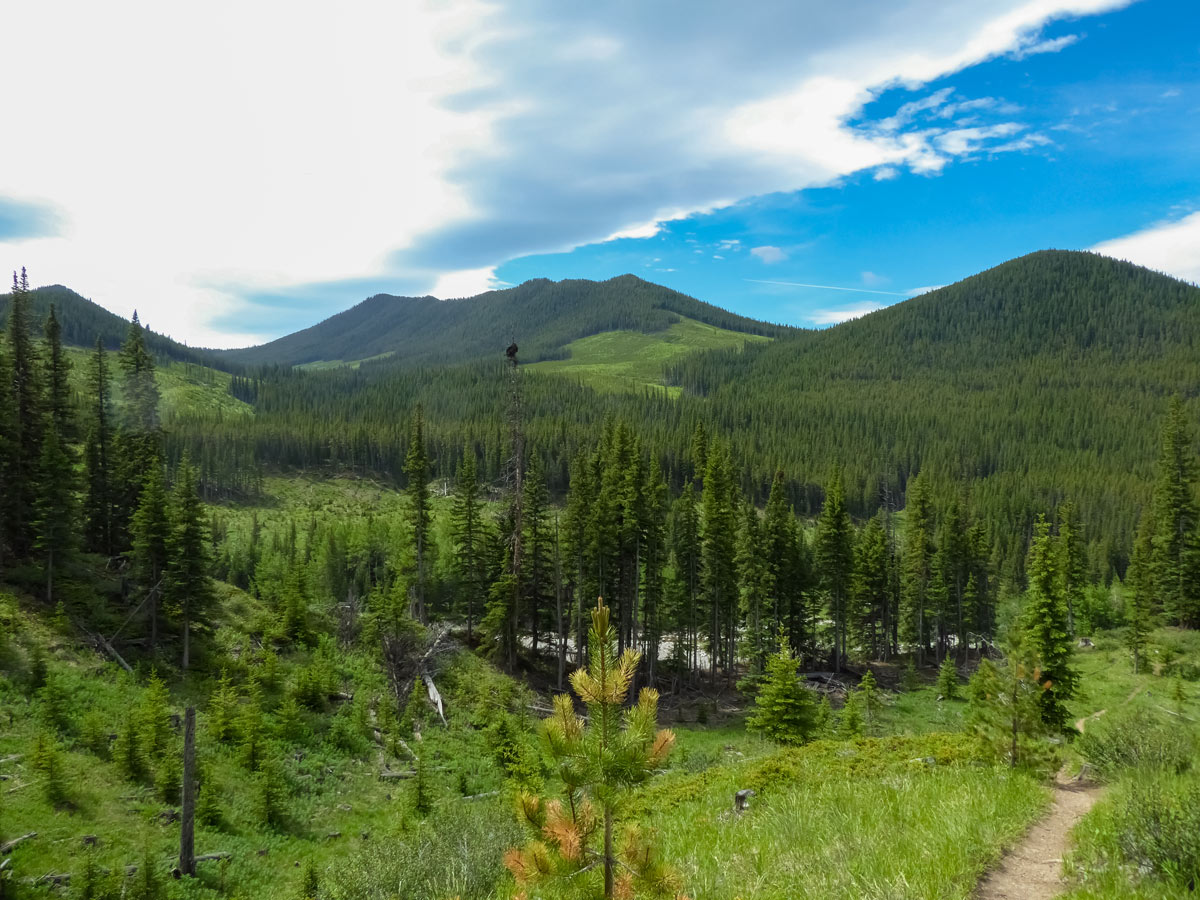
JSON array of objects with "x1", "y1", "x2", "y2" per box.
[
  {"x1": 213, "y1": 274, "x2": 794, "y2": 368},
  {"x1": 0, "y1": 284, "x2": 230, "y2": 369}
]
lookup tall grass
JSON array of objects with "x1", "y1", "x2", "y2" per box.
[{"x1": 653, "y1": 768, "x2": 1046, "y2": 900}]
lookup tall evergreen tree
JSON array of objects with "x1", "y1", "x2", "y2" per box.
[
  {"x1": 1057, "y1": 501, "x2": 1087, "y2": 635},
  {"x1": 1022, "y1": 515, "x2": 1079, "y2": 730},
  {"x1": 1126, "y1": 510, "x2": 1155, "y2": 674},
  {"x1": 901, "y1": 473, "x2": 935, "y2": 662},
  {"x1": 851, "y1": 513, "x2": 891, "y2": 659},
  {"x1": 0, "y1": 332, "x2": 14, "y2": 566},
  {"x1": 130, "y1": 464, "x2": 171, "y2": 653},
  {"x1": 1150, "y1": 397, "x2": 1199, "y2": 625},
  {"x1": 404, "y1": 405, "x2": 432, "y2": 622},
  {"x1": 452, "y1": 449, "x2": 486, "y2": 641},
  {"x1": 640, "y1": 460, "x2": 669, "y2": 683},
  {"x1": 84, "y1": 339, "x2": 117, "y2": 556},
  {"x1": 166, "y1": 458, "x2": 214, "y2": 670},
  {"x1": 700, "y1": 440, "x2": 736, "y2": 680},
  {"x1": 522, "y1": 457, "x2": 553, "y2": 653},
  {"x1": 670, "y1": 482, "x2": 702, "y2": 680},
  {"x1": 34, "y1": 428, "x2": 77, "y2": 603},
  {"x1": 815, "y1": 468, "x2": 854, "y2": 671},
  {"x1": 735, "y1": 498, "x2": 770, "y2": 678},
  {"x1": 5, "y1": 267, "x2": 43, "y2": 559},
  {"x1": 116, "y1": 313, "x2": 162, "y2": 546},
  {"x1": 41, "y1": 305, "x2": 73, "y2": 440}
]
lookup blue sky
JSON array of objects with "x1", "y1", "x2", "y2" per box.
[
  {"x1": 1, "y1": 0, "x2": 1197, "y2": 345},
  {"x1": 496, "y1": 0, "x2": 1200, "y2": 326}
]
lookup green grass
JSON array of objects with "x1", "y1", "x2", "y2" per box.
[
  {"x1": 529, "y1": 316, "x2": 769, "y2": 394},
  {"x1": 64, "y1": 346, "x2": 253, "y2": 421},
  {"x1": 655, "y1": 766, "x2": 1045, "y2": 900}
]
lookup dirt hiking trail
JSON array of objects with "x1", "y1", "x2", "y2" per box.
[
  {"x1": 976, "y1": 684, "x2": 1147, "y2": 899},
  {"x1": 974, "y1": 777, "x2": 1102, "y2": 900}
]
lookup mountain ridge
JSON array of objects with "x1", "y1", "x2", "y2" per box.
[{"x1": 212, "y1": 273, "x2": 796, "y2": 368}]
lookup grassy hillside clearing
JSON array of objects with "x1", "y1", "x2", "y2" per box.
[{"x1": 528, "y1": 315, "x2": 770, "y2": 395}]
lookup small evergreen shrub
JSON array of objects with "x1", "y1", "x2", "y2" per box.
[{"x1": 936, "y1": 656, "x2": 958, "y2": 700}]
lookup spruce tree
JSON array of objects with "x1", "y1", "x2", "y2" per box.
[
  {"x1": 936, "y1": 654, "x2": 959, "y2": 700},
  {"x1": 41, "y1": 305, "x2": 72, "y2": 440},
  {"x1": 1150, "y1": 397, "x2": 1199, "y2": 626},
  {"x1": 115, "y1": 313, "x2": 162, "y2": 547},
  {"x1": 1126, "y1": 511, "x2": 1155, "y2": 674},
  {"x1": 700, "y1": 441, "x2": 737, "y2": 680},
  {"x1": 5, "y1": 267, "x2": 43, "y2": 559},
  {"x1": 452, "y1": 448, "x2": 485, "y2": 640},
  {"x1": 815, "y1": 468, "x2": 854, "y2": 671},
  {"x1": 522, "y1": 457, "x2": 553, "y2": 654},
  {"x1": 851, "y1": 513, "x2": 891, "y2": 660},
  {"x1": 1022, "y1": 515, "x2": 1079, "y2": 730},
  {"x1": 83, "y1": 339, "x2": 117, "y2": 556},
  {"x1": 507, "y1": 598, "x2": 677, "y2": 900},
  {"x1": 855, "y1": 669, "x2": 883, "y2": 735},
  {"x1": 404, "y1": 405, "x2": 431, "y2": 622},
  {"x1": 735, "y1": 498, "x2": 770, "y2": 679},
  {"x1": 1058, "y1": 502, "x2": 1086, "y2": 635},
  {"x1": 34, "y1": 428, "x2": 77, "y2": 604},
  {"x1": 165, "y1": 458, "x2": 213, "y2": 670},
  {"x1": 0, "y1": 334, "x2": 16, "y2": 567},
  {"x1": 901, "y1": 473, "x2": 935, "y2": 663},
  {"x1": 746, "y1": 630, "x2": 819, "y2": 745},
  {"x1": 130, "y1": 464, "x2": 171, "y2": 653}
]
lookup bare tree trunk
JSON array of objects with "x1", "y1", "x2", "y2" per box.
[{"x1": 180, "y1": 708, "x2": 196, "y2": 877}]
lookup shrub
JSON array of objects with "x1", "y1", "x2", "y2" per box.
[
  {"x1": 31, "y1": 730, "x2": 69, "y2": 807},
  {"x1": 137, "y1": 673, "x2": 172, "y2": 759},
  {"x1": 36, "y1": 674, "x2": 71, "y2": 734},
  {"x1": 155, "y1": 749, "x2": 182, "y2": 804},
  {"x1": 254, "y1": 758, "x2": 289, "y2": 830},
  {"x1": 1077, "y1": 708, "x2": 1196, "y2": 778},
  {"x1": 1108, "y1": 772, "x2": 1200, "y2": 886},
  {"x1": 80, "y1": 709, "x2": 112, "y2": 759},
  {"x1": 115, "y1": 717, "x2": 147, "y2": 783}
]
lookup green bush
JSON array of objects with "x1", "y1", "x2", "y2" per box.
[
  {"x1": 1077, "y1": 709, "x2": 1196, "y2": 778},
  {"x1": 1107, "y1": 773, "x2": 1200, "y2": 887}
]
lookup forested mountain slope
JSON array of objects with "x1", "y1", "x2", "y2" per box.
[
  {"x1": 193, "y1": 251, "x2": 1199, "y2": 573},
  {"x1": 0, "y1": 284, "x2": 230, "y2": 368},
  {"x1": 214, "y1": 274, "x2": 793, "y2": 368}
]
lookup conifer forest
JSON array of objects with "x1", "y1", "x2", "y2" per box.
[{"x1": 2, "y1": 246, "x2": 1200, "y2": 900}]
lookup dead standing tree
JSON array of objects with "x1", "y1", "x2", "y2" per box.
[{"x1": 502, "y1": 340, "x2": 525, "y2": 674}]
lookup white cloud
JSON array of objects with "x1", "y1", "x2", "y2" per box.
[
  {"x1": 1091, "y1": 212, "x2": 1200, "y2": 284},
  {"x1": 1008, "y1": 33, "x2": 1079, "y2": 59},
  {"x1": 861, "y1": 271, "x2": 889, "y2": 286},
  {"x1": 751, "y1": 246, "x2": 788, "y2": 264},
  {"x1": 906, "y1": 284, "x2": 948, "y2": 295},
  {"x1": 808, "y1": 302, "x2": 888, "y2": 325},
  {"x1": 431, "y1": 267, "x2": 502, "y2": 299},
  {"x1": 0, "y1": 0, "x2": 1132, "y2": 344}
]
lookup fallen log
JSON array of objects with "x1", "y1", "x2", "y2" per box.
[
  {"x1": 422, "y1": 674, "x2": 447, "y2": 725},
  {"x1": 379, "y1": 770, "x2": 415, "y2": 780},
  {"x1": 1, "y1": 832, "x2": 36, "y2": 855}
]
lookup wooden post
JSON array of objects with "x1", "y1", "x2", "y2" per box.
[{"x1": 180, "y1": 707, "x2": 196, "y2": 877}]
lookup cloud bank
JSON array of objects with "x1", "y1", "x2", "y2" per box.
[{"x1": 0, "y1": 0, "x2": 1130, "y2": 345}]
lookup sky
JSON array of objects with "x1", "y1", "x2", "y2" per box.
[{"x1": 1, "y1": 0, "x2": 1197, "y2": 347}]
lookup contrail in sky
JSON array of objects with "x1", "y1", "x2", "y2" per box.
[{"x1": 746, "y1": 279, "x2": 910, "y2": 296}]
